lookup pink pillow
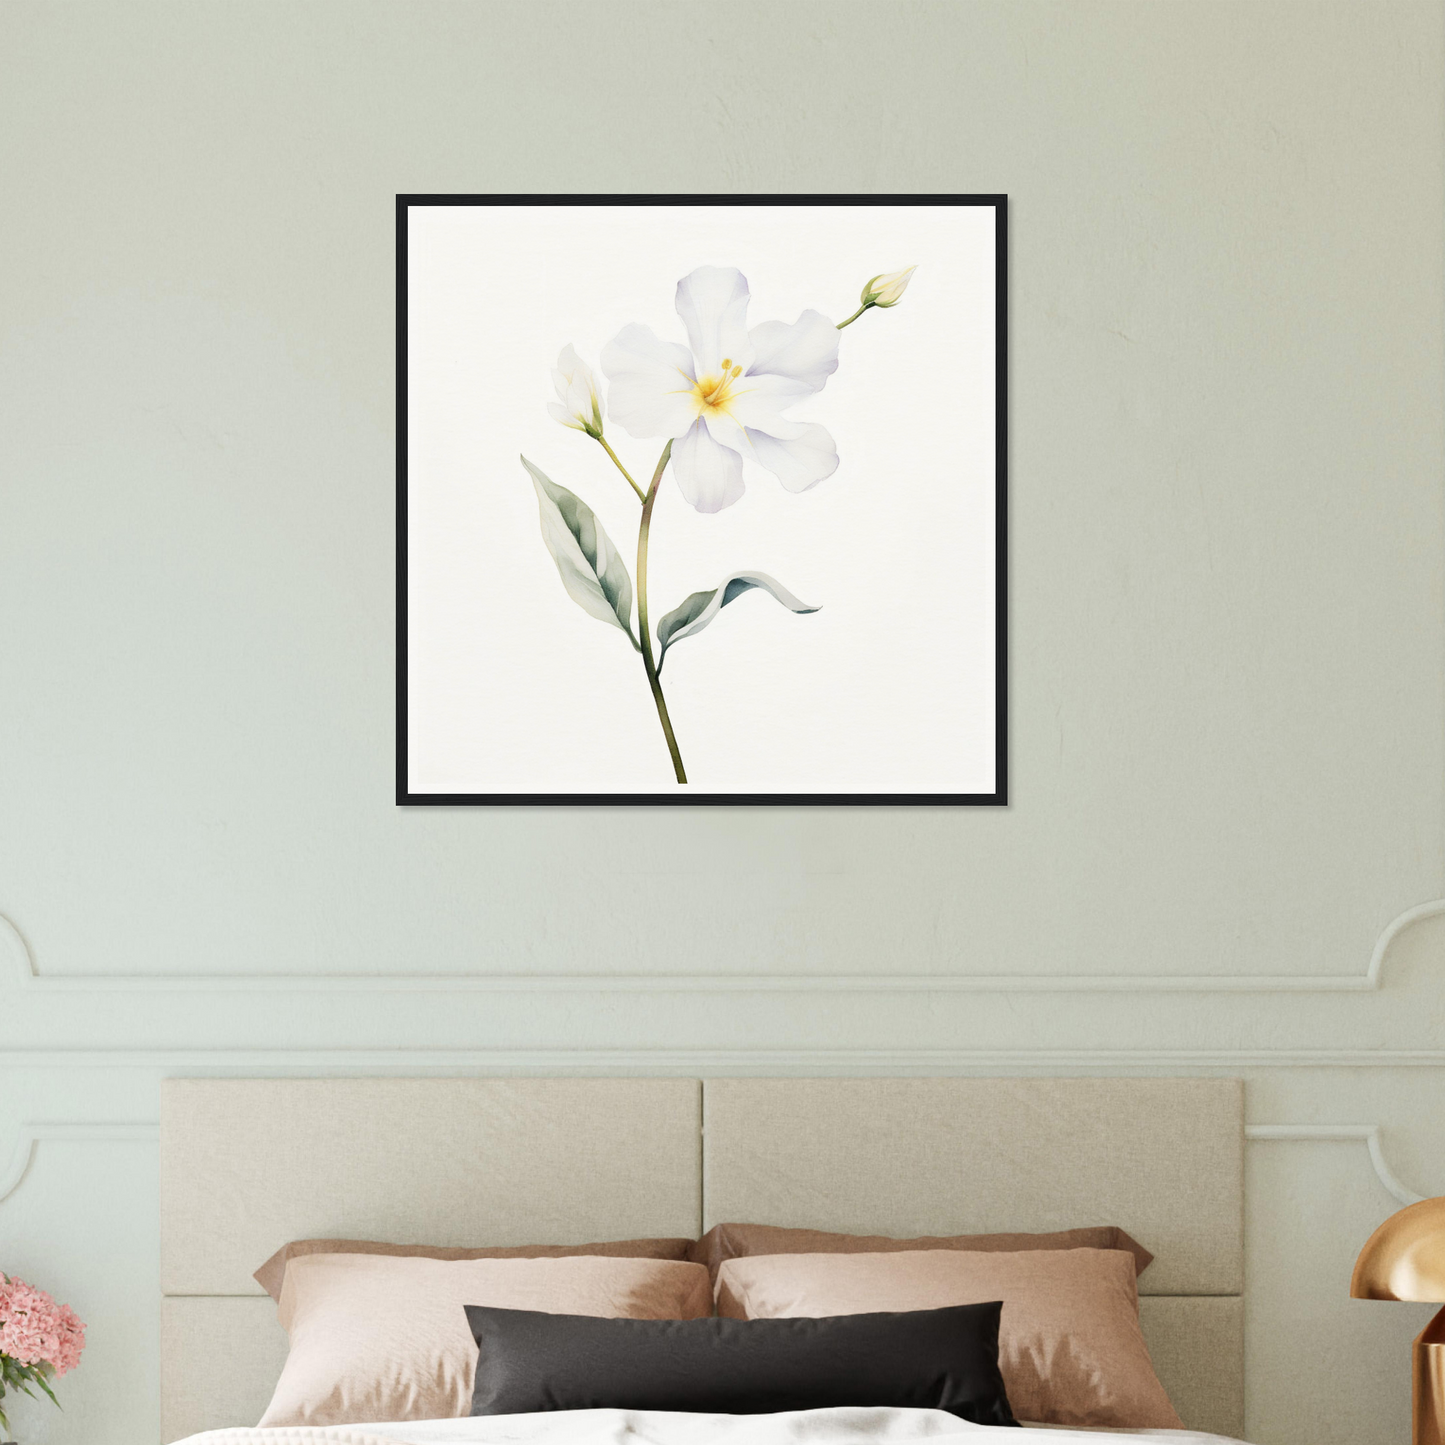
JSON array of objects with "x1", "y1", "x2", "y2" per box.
[
  {"x1": 689, "y1": 1221, "x2": 1153, "y2": 1283},
  {"x1": 716, "y1": 1248, "x2": 1181, "y2": 1430},
  {"x1": 260, "y1": 1252, "x2": 712, "y2": 1427},
  {"x1": 253, "y1": 1235, "x2": 693, "y2": 1303}
]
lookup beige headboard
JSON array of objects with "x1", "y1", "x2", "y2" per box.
[
  {"x1": 703, "y1": 1078, "x2": 1244, "y2": 1438},
  {"x1": 160, "y1": 1077, "x2": 1243, "y2": 1442}
]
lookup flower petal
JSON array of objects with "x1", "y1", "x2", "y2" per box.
[
  {"x1": 747, "y1": 309, "x2": 840, "y2": 393},
  {"x1": 600, "y1": 324, "x2": 699, "y2": 439},
  {"x1": 744, "y1": 421, "x2": 839, "y2": 493},
  {"x1": 565, "y1": 372, "x2": 596, "y2": 420},
  {"x1": 701, "y1": 405, "x2": 749, "y2": 454},
  {"x1": 552, "y1": 343, "x2": 586, "y2": 395},
  {"x1": 551, "y1": 344, "x2": 604, "y2": 432},
  {"x1": 672, "y1": 419, "x2": 745, "y2": 513},
  {"x1": 675, "y1": 266, "x2": 753, "y2": 377},
  {"x1": 719, "y1": 371, "x2": 815, "y2": 432},
  {"x1": 547, "y1": 400, "x2": 587, "y2": 431}
]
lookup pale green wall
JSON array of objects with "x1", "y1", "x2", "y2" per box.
[{"x1": 2, "y1": 3, "x2": 1443, "y2": 1443}]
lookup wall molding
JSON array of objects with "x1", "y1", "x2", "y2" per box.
[
  {"x1": 4, "y1": 899, "x2": 1444, "y2": 995},
  {"x1": 1244, "y1": 1123, "x2": 1424, "y2": 1206},
  {"x1": 0, "y1": 1122, "x2": 159, "y2": 1204},
  {"x1": 1, "y1": 1119, "x2": 1422, "y2": 1208},
  {"x1": 6, "y1": 1047, "x2": 1445, "y2": 1069}
]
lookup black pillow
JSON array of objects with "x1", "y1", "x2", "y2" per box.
[{"x1": 465, "y1": 1301, "x2": 1017, "y2": 1426}]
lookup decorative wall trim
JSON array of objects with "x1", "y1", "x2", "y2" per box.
[
  {"x1": 1244, "y1": 1123, "x2": 1424, "y2": 1206},
  {"x1": 5, "y1": 1047, "x2": 1445, "y2": 1069},
  {"x1": 0, "y1": 1122, "x2": 159, "y2": 1204},
  {"x1": 4, "y1": 900, "x2": 1444, "y2": 994},
  {"x1": 1, "y1": 1120, "x2": 1422, "y2": 1208}
]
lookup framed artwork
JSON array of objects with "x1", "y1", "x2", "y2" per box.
[{"x1": 398, "y1": 194, "x2": 1006, "y2": 804}]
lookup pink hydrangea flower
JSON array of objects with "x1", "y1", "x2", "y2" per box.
[{"x1": 0, "y1": 1273, "x2": 86, "y2": 1374}]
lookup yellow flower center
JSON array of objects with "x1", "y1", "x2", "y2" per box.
[{"x1": 692, "y1": 358, "x2": 744, "y2": 416}]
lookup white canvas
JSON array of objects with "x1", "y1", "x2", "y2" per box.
[{"x1": 402, "y1": 199, "x2": 1002, "y2": 799}]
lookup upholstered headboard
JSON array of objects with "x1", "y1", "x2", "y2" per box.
[{"x1": 159, "y1": 1077, "x2": 1243, "y2": 1441}]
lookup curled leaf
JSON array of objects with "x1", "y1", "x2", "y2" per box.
[
  {"x1": 657, "y1": 571, "x2": 819, "y2": 668},
  {"x1": 523, "y1": 455, "x2": 637, "y2": 648}
]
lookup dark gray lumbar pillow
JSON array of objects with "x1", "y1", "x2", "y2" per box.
[{"x1": 465, "y1": 1300, "x2": 1018, "y2": 1426}]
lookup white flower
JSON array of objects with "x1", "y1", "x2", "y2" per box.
[
  {"x1": 600, "y1": 266, "x2": 840, "y2": 513},
  {"x1": 863, "y1": 265, "x2": 916, "y2": 308},
  {"x1": 548, "y1": 344, "x2": 605, "y2": 438}
]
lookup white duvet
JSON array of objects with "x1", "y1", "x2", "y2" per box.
[{"x1": 172, "y1": 1405, "x2": 1250, "y2": 1445}]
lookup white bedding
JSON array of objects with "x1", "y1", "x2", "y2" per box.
[{"x1": 171, "y1": 1405, "x2": 1250, "y2": 1445}]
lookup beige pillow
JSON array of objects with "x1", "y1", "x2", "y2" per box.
[
  {"x1": 253, "y1": 1235, "x2": 693, "y2": 1302},
  {"x1": 259, "y1": 1252, "x2": 712, "y2": 1427},
  {"x1": 689, "y1": 1221, "x2": 1153, "y2": 1282},
  {"x1": 716, "y1": 1248, "x2": 1181, "y2": 1430}
]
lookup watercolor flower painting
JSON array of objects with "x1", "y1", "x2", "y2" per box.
[
  {"x1": 398, "y1": 198, "x2": 1004, "y2": 803},
  {"x1": 522, "y1": 263, "x2": 914, "y2": 784}
]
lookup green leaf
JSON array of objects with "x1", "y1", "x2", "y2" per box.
[
  {"x1": 0, "y1": 1357, "x2": 61, "y2": 1413},
  {"x1": 523, "y1": 456, "x2": 638, "y2": 649},
  {"x1": 657, "y1": 571, "x2": 819, "y2": 668}
]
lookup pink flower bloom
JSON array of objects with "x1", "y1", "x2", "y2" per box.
[{"x1": 0, "y1": 1273, "x2": 86, "y2": 1375}]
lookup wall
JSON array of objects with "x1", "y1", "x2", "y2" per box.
[{"x1": 1, "y1": 2, "x2": 1442, "y2": 1442}]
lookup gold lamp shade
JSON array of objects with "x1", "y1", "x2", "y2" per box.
[
  {"x1": 1353, "y1": 1197, "x2": 1445, "y2": 1445},
  {"x1": 1353, "y1": 1196, "x2": 1445, "y2": 1302}
]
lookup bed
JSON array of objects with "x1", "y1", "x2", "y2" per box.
[{"x1": 158, "y1": 1077, "x2": 1246, "y2": 1445}]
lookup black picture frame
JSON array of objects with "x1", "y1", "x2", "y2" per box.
[{"x1": 397, "y1": 193, "x2": 1007, "y2": 806}]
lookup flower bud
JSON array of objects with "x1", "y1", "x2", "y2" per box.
[
  {"x1": 861, "y1": 265, "x2": 916, "y2": 308},
  {"x1": 547, "y1": 344, "x2": 605, "y2": 438}
]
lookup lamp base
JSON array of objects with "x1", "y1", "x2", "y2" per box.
[{"x1": 1415, "y1": 1306, "x2": 1445, "y2": 1445}]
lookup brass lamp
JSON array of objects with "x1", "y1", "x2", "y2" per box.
[{"x1": 1352, "y1": 1196, "x2": 1445, "y2": 1445}]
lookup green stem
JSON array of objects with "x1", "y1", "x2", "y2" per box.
[
  {"x1": 836, "y1": 301, "x2": 875, "y2": 330},
  {"x1": 595, "y1": 435, "x2": 647, "y2": 503},
  {"x1": 636, "y1": 440, "x2": 686, "y2": 784}
]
